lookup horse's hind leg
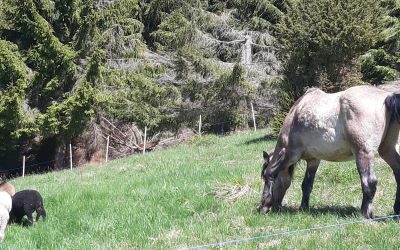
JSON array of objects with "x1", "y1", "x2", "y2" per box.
[
  {"x1": 379, "y1": 147, "x2": 400, "y2": 214},
  {"x1": 300, "y1": 159, "x2": 320, "y2": 210},
  {"x1": 355, "y1": 150, "x2": 377, "y2": 219}
]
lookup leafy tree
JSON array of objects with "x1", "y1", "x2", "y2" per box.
[
  {"x1": 277, "y1": 0, "x2": 382, "y2": 95},
  {"x1": 270, "y1": 0, "x2": 383, "y2": 134},
  {"x1": 142, "y1": 0, "x2": 193, "y2": 43},
  {"x1": 360, "y1": 0, "x2": 400, "y2": 84},
  {"x1": 180, "y1": 64, "x2": 255, "y2": 132},
  {"x1": 230, "y1": 0, "x2": 286, "y2": 29},
  {"x1": 3, "y1": 0, "x2": 385, "y2": 170},
  {"x1": 0, "y1": 0, "x2": 105, "y2": 168},
  {"x1": 0, "y1": 40, "x2": 36, "y2": 161}
]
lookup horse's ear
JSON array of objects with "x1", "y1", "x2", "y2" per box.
[{"x1": 263, "y1": 151, "x2": 270, "y2": 164}]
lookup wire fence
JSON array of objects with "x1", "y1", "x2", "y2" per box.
[
  {"x1": 0, "y1": 156, "x2": 72, "y2": 175},
  {"x1": 0, "y1": 103, "x2": 270, "y2": 177},
  {"x1": 185, "y1": 214, "x2": 400, "y2": 249}
]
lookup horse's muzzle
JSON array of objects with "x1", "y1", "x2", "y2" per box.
[{"x1": 258, "y1": 184, "x2": 273, "y2": 214}]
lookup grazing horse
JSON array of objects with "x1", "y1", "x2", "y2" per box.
[{"x1": 258, "y1": 85, "x2": 400, "y2": 218}]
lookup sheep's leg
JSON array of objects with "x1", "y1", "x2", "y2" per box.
[
  {"x1": 0, "y1": 215, "x2": 7, "y2": 242},
  {"x1": 15, "y1": 216, "x2": 22, "y2": 224},
  {"x1": 36, "y1": 206, "x2": 46, "y2": 221},
  {"x1": 26, "y1": 212, "x2": 34, "y2": 225}
]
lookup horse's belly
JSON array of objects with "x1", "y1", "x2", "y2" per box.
[
  {"x1": 302, "y1": 135, "x2": 353, "y2": 162},
  {"x1": 305, "y1": 145, "x2": 353, "y2": 162}
]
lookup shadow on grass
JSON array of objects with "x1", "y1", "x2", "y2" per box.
[
  {"x1": 244, "y1": 133, "x2": 277, "y2": 145},
  {"x1": 254, "y1": 205, "x2": 400, "y2": 222},
  {"x1": 271, "y1": 205, "x2": 360, "y2": 218},
  {"x1": 276, "y1": 206, "x2": 400, "y2": 222},
  {"x1": 9, "y1": 217, "x2": 41, "y2": 227}
]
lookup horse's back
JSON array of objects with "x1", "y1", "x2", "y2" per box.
[{"x1": 282, "y1": 85, "x2": 391, "y2": 161}]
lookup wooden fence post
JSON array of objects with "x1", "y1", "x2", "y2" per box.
[
  {"x1": 143, "y1": 126, "x2": 147, "y2": 155},
  {"x1": 105, "y1": 135, "x2": 110, "y2": 163},
  {"x1": 251, "y1": 103, "x2": 257, "y2": 131},
  {"x1": 69, "y1": 143, "x2": 73, "y2": 170},
  {"x1": 198, "y1": 115, "x2": 202, "y2": 136},
  {"x1": 22, "y1": 155, "x2": 25, "y2": 178}
]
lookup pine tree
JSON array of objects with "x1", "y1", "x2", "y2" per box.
[
  {"x1": 271, "y1": 0, "x2": 383, "y2": 134},
  {"x1": 360, "y1": 0, "x2": 400, "y2": 84}
]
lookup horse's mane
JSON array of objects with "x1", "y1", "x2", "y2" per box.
[{"x1": 385, "y1": 93, "x2": 400, "y2": 122}]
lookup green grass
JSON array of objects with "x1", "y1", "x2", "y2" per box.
[{"x1": 3, "y1": 129, "x2": 400, "y2": 249}]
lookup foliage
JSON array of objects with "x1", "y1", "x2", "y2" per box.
[
  {"x1": 151, "y1": 11, "x2": 196, "y2": 51},
  {"x1": 100, "y1": 70, "x2": 181, "y2": 131},
  {"x1": 268, "y1": 79, "x2": 293, "y2": 135},
  {"x1": 360, "y1": 49, "x2": 398, "y2": 83},
  {"x1": 229, "y1": 0, "x2": 287, "y2": 29},
  {"x1": 74, "y1": 0, "x2": 143, "y2": 57},
  {"x1": 0, "y1": 0, "x2": 394, "y2": 168},
  {"x1": 277, "y1": 0, "x2": 382, "y2": 95},
  {"x1": 270, "y1": 0, "x2": 383, "y2": 134},
  {"x1": 180, "y1": 64, "x2": 255, "y2": 132},
  {"x1": 207, "y1": 0, "x2": 289, "y2": 30},
  {"x1": 0, "y1": 0, "x2": 153, "y2": 166},
  {"x1": 360, "y1": 0, "x2": 400, "y2": 84},
  {"x1": 0, "y1": 40, "x2": 36, "y2": 159}
]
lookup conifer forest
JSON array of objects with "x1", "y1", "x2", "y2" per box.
[{"x1": 0, "y1": 0, "x2": 398, "y2": 173}]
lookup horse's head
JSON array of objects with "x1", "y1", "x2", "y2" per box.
[{"x1": 258, "y1": 148, "x2": 286, "y2": 214}]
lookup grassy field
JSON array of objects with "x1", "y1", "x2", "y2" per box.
[{"x1": 3, "y1": 129, "x2": 400, "y2": 249}]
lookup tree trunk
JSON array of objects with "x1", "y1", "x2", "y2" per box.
[{"x1": 54, "y1": 139, "x2": 67, "y2": 169}]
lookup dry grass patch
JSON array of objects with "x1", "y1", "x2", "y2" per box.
[{"x1": 213, "y1": 183, "x2": 257, "y2": 202}]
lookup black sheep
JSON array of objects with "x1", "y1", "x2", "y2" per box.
[{"x1": 10, "y1": 190, "x2": 46, "y2": 225}]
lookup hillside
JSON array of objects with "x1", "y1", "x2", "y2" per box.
[
  {"x1": 3, "y1": 129, "x2": 400, "y2": 249},
  {"x1": 0, "y1": 0, "x2": 282, "y2": 172},
  {"x1": 1, "y1": 0, "x2": 400, "y2": 174}
]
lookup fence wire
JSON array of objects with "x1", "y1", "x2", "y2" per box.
[
  {"x1": 0, "y1": 106, "x2": 265, "y2": 175},
  {"x1": 185, "y1": 214, "x2": 400, "y2": 249},
  {"x1": 0, "y1": 156, "x2": 71, "y2": 174}
]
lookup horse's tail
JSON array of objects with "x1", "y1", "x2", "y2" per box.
[{"x1": 385, "y1": 93, "x2": 400, "y2": 122}]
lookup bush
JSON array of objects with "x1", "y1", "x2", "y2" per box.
[{"x1": 270, "y1": 0, "x2": 383, "y2": 135}]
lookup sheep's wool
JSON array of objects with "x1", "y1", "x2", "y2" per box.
[
  {"x1": 0, "y1": 192, "x2": 12, "y2": 242},
  {"x1": 0, "y1": 183, "x2": 15, "y2": 197}
]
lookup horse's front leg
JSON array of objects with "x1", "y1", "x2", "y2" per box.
[
  {"x1": 355, "y1": 150, "x2": 377, "y2": 219},
  {"x1": 300, "y1": 159, "x2": 320, "y2": 210}
]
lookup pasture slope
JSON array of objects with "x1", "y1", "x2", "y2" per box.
[{"x1": 3, "y1": 129, "x2": 400, "y2": 249}]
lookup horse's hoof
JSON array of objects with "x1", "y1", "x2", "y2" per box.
[
  {"x1": 258, "y1": 205, "x2": 271, "y2": 214},
  {"x1": 299, "y1": 205, "x2": 309, "y2": 211},
  {"x1": 362, "y1": 211, "x2": 374, "y2": 219}
]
